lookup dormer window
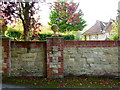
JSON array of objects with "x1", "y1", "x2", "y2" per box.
[{"x1": 100, "y1": 30, "x2": 105, "y2": 33}]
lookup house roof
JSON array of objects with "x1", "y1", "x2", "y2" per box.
[
  {"x1": 83, "y1": 20, "x2": 113, "y2": 35},
  {"x1": 103, "y1": 21, "x2": 113, "y2": 33}
]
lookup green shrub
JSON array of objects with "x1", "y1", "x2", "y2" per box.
[
  {"x1": 59, "y1": 35, "x2": 74, "y2": 40},
  {"x1": 38, "y1": 34, "x2": 52, "y2": 40},
  {"x1": 6, "y1": 30, "x2": 22, "y2": 40},
  {"x1": 30, "y1": 34, "x2": 75, "y2": 41},
  {"x1": 2, "y1": 74, "x2": 10, "y2": 78}
]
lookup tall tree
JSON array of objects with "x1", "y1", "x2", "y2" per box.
[
  {"x1": 48, "y1": 1, "x2": 86, "y2": 32},
  {"x1": 0, "y1": 1, "x2": 42, "y2": 40}
]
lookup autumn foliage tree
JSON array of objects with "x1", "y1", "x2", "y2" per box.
[
  {"x1": 0, "y1": 1, "x2": 42, "y2": 41},
  {"x1": 48, "y1": 1, "x2": 86, "y2": 32}
]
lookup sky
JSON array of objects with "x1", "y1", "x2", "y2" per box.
[{"x1": 39, "y1": 0, "x2": 120, "y2": 30}]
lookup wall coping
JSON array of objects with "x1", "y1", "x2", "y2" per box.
[
  {"x1": 65, "y1": 40, "x2": 120, "y2": 42},
  {"x1": 64, "y1": 40, "x2": 120, "y2": 47},
  {"x1": 11, "y1": 41, "x2": 46, "y2": 43}
]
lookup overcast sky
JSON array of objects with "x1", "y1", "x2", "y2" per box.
[{"x1": 39, "y1": 0, "x2": 120, "y2": 30}]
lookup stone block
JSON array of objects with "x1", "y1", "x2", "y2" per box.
[
  {"x1": 11, "y1": 63, "x2": 21, "y2": 68},
  {"x1": 84, "y1": 69, "x2": 93, "y2": 73},
  {"x1": 30, "y1": 48, "x2": 44, "y2": 53},
  {"x1": 12, "y1": 48, "x2": 27, "y2": 54},
  {"x1": 34, "y1": 62, "x2": 43, "y2": 66},
  {"x1": 11, "y1": 70, "x2": 21, "y2": 76},
  {"x1": 90, "y1": 64, "x2": 96, "y2": 69},
  {"x1": 36, "y1": 55, "x2": 45, "y2": 61},
  {"x1": 87, "y1": 58, "x2": 94, "y2": 63},
  {"x1": 49, "y1": 64, "x2": 61, "y2": 68},
  {"x1": 21, "y1": 53, "x2": 37, "y2": 61},
  {"x1": 0, "y1": 59, "x2": 2, "y2": 63},
  {"x1": 83, "y1": 64, "x2": 90, "y2": 68},
  {"x1": 27, "y1": 62, "x2": 35, "y2": 66},
  {"x1": 52, "y1": 59, "x2": 58, "y2": 63},
  {"x1": 77, "y1": 62, "x2": 83, "y2": 68},
  {"x1": 52, "y1": 57, "x2": 58, "y2": 60},
  {"x1": 112, "y1": 67, "x2": 119, "y2": 72},
  {"x1": 52, "y1": 46, "x2": 58, "y2": 51},
  {"x1": 69, "y1": 58, "x2": 75, "y2": 62},
  {"x1": 2, "y1": 63, "x2": 7, "y2": 68},
  {"x1": 49, "y1": 54, "x2": 53, "y2": 57},
  {"x1": 2, "y1": 52, "x2": 7, "y2": 58},
  {"x1": 29, "y1": 48, "x2": 38, "y2": 53},
  {"x1": 52, "y1": 69, "x2": 58, "y2": 73},
  {"x1": 32, "y1": 72, "x2": 43, "y2": 76}
]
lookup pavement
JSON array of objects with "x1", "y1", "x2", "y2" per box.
[
  {"x1": 0, "y1": 83, "x2": 33, "y2": 90},
  {"x1": 1, "y1": 84, "x2": 26, "y2": 88}
]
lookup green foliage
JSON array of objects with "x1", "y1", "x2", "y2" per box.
[
  {"x1": 38, "y1": 34, "x2": 52, "y2": 40},
  {"x1": 59, "y1": 35, "x2": 74, "y2": 40},
  {"x1": 30, "y1": 34, "x2": 74, "y2": 41},
  {"x1": 7, "y1": 20, "x2": 24, "y2": 34},
  {"x1": 109, "y1": 21, "x2": 119, "y2": 40},
  {"x1": 2, "y1": 74, "x2": 10, "y2": 78},
  {"x1": 48, "y1": 1, "x2": 86, "y2": 33},
  {"x1": 6, "y1": 30, "x2": 22, "y2": 40},
  {"x1": 81, "y1": 35, "x2": 86, "y2": 40},
  {"x1": 1, "y1": 2, "x2": 42, "y2": 41}
]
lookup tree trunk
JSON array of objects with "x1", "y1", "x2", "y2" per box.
[
  {"x1": 2, "y1": 24, "x2": 7, "y2": 35},
  {"x1": 20, "y1": 2, "x2": 31, "y2": 41}
]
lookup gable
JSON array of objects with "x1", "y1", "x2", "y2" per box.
[{"x1": 83, "y1": 20, "x2": 113, "y2": 35}]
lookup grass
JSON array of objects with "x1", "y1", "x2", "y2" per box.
[{"x1": 2, "y1": 75, "x2": 120, "y2": 88}]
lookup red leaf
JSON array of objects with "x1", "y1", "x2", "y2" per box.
[{"x1": 34, "y1": 34, "x2": 38, "y2": 37}]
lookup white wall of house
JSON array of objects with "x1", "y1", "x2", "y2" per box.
[
  {"x1": 86, "y1": 35, "x2": 89, "y2": 40},
  {"x1": 86, "y1": 33, "x2": 110, "y2": 40},
  {"x1": 98, "y1": 34, "x2": 106, "y2": 40}
]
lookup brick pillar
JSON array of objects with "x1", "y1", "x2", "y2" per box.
[
  {"x1": 2, "y1": 36, "x2": 11, "y2": 75},
  {"x1": 46, "y1": 37, "x2": 64, "y2": 78}
]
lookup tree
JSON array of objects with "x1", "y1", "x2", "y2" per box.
[
  {"x1": 48, "y1": 1, "x2": 86, "y2": 32},
  {"x1": 0, "y1": 1, "x2": 42, "y2": 41},
  {"x1": 109, "y1": 21, "x2": 119, "y2": 40}
]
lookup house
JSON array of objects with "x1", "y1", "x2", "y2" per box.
[{"x1": 82, "y1": 20, "x2": 114, "y2": 40}]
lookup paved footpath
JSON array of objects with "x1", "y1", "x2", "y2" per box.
[
  {"x1": 2, "y1": 84, "x2": 27, "y2": 88},
  {"x1": 0, "y1": 83, "x2": 33, "y2": 90}
]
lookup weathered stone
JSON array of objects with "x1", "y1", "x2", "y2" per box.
[
  {"x1": 52, "y1": 46, "x2": 58, "y2": 51},
  {"x1": 27, "y1": 62, "x2": 34, "y2": 66},
  {"x1": 69, "y1": 58, "x2": 75, "y2": 62},
  {"x1": 21, "y1": 53, "x2": 37, "y2": 61},
  {"x1": 52, "y1": 57, "x2": 58, "y2": 62},
  {"x1": 87, "y1": 58, "x2": 95, "y2": 63},
  {"x1": 12, "y1": 48, "x2": 27, "y2": 54},
  {"x1": 2, "y1": 63, "x2": 7, "y2": 68},
  {"x1": 2, "y1": 52, "x2": 7, "y2": 58},
  {"x1": 11, "y1": 47, "x2": 45, "y2": 76},
  {"x1": 64, "y1": 47, "x2": 118, "y2": 76},
  {"x1": 52, "y1": 69, "x2": 58, "y2": 73}
]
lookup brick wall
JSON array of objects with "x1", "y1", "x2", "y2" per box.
[
  {"x1": 64, "y1": 41, "x2": 119, "y2": 76},
  {"x1": 1, "y1": 37, "x2": 120, "y2": 78}
]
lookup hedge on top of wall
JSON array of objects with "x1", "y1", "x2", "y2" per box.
[{"x1": 30, "y1": 34, "x2": 75, "y2": 41}]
